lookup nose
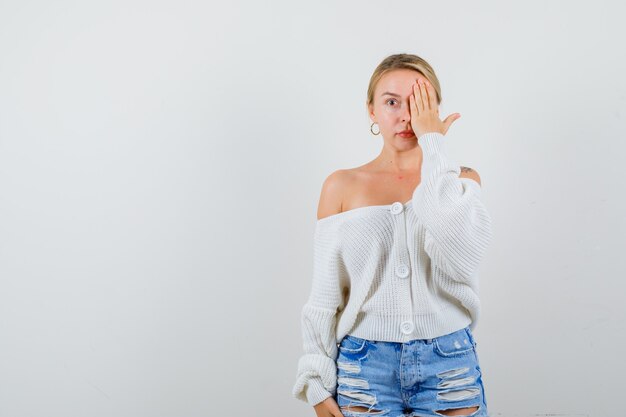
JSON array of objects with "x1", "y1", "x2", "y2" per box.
[{"x1": 401, "y1": 102, "x2": 411, "y2": 123}]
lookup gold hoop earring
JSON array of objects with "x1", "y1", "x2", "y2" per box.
[{"x1": 370, "y1": 122, "x2": 380, "y2": 135}]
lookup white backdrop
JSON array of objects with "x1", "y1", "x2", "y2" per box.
[{"x1": 0, "y1": 1, "x2": 624, "y2": 416}]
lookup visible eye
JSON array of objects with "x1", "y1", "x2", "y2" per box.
[{"x1": 386, "y1": 99, "x2": 397, "y2": 106}]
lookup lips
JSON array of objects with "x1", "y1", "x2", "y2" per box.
[{"x1": 398, "y1": 130, "x2": 415, "y2": 136}]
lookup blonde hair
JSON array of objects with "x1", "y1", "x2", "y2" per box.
[{"x1": 366, "y1": 53, "x2": 442, "y2": 108}]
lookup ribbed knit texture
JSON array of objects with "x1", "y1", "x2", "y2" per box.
[{"x1": 292, "y1": 132, "x2": 493, "y2": 406}]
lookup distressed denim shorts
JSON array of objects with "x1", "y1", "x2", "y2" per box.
[{"x1": 334, "y1": 325, "x2": 488, "y2": 417}]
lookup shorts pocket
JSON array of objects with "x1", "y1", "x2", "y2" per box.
[
  {"x1": 433, "y1": 328, "x2": 475, "y2": 357},
  {"x1": 338, "y1": 335, "x2": 367, "y2": 354}
]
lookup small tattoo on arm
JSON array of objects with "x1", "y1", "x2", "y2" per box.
[{"x1": 460, "y1": 166, "x2": 474, "y2": 173}]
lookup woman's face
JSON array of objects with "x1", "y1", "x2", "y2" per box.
[{"x1": 368, "y1": 69, "x2": 432, "y2": 142}]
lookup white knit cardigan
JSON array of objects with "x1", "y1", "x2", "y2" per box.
[{"x1": 292, "y1": 132, "x2": 493, "y2": 406}]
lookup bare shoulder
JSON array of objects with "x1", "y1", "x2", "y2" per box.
[
  {"x1": 317, "y1": 169, "x2": 353, "y2": 220},
  {"x1": 459, "y1": 166, "x2": 482, "y2": 186}
]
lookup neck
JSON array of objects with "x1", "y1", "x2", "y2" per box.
[{"x1": 372, "y1": 142, "x2": 423, "y2": 174}]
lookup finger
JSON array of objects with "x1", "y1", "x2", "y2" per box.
[
  {"x1": 328, "y1": 401, "x2": 344, "y2": 417},
  {"x1": 409, "y1": 91, "x2": 418, "y2": 116},
  {"x1": 425, "y1": 80, "x2": 436, "y2": 111},
  {"x1": 413, "y1": 82, "x2": 424, "y2": 113},
  {"x1": 443, "y1": 113, "x2": 460, "y2": 132},
  {"x1": 419, "y1": 80, "x2": 429, "y2": 110},
  {"x1": 415, "y1": 82, "x2": 424, "y2": 110}
]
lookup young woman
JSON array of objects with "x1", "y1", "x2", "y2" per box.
[{"x1": 292, "y1": 53, "x2": 493, "y2": 417}]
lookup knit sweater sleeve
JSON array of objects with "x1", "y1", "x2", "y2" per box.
[
  {"x1": 411, "y1": 132, "x2": 493, "y2": 285},
  {"x1": 292, "y1": 219, "x2": 347, "y2": 406}
]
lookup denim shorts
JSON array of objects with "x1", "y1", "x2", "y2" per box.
[{"x1": 334, "y1": 325, "x2": 488, "y2": 417}]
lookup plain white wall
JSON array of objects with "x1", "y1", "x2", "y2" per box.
[{"x1": 0, "y1": 0, "x2": 624, "y2": 416}]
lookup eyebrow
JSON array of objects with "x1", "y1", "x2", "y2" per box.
[{"x1": 381, "y1": 92, "x2": 402, "y2": 97}]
